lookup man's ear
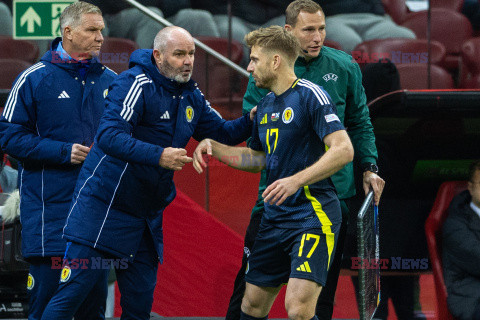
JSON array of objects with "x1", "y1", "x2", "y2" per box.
[
  {"x1": 153, "y1": 49, "x2": 162, "y2": 64},
  {"x1": 285, "y1": 24, "x2": 292, "y2": 32},
  {"x1": 63, "y1": 26, "x2": 73, "y2": 41},
  {"x1": 272, "y1": 54, "x2": 281, "y2": 70}
]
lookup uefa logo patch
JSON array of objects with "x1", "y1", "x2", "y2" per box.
[
  {"x1": 60, "y1": 266, "x2": 71, "y2": 283},
  {"x1": 27, "y1": 273, "x2": 34, "y2": 290},
  {"x1": 282, "y1": 107, "x2": 294, "y2": 124},
  {"x1": 186, "y1": 106, "x2": 194, "y2": 123}
]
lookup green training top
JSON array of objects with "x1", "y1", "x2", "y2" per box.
[{"x1": 242, "y1": 46, "x2": 378, "y2": 215}]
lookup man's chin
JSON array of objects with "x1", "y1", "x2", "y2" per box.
[{"x1": 174, "y1": 74, "x2": 192, "y2": 83}]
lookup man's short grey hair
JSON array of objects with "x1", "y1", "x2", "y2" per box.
[
  {"x1": 153, "y1": 26, "x2": 192, "y2": 52},
  {"x1": 60, "y1": 1, "x2": 102, "y2": 36}
]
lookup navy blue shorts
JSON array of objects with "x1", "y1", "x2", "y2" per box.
[{"x1": 245, "y1": 221, "x2": 340, "y2": 287}]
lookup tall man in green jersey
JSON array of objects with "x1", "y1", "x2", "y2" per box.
[{"x1": 225, "y1": 1, "x2": 385, "y2": 319}]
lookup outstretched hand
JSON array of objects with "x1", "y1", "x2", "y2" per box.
[
  {"x1": 363, "y1": 171, "x2": 385, "y2": 206},
  {"x1": 159, "y1": 147, "x2": 193, "y2": 171},
  {"x1": 192, "y1": 139, "x2": 212, "y2": 174}
]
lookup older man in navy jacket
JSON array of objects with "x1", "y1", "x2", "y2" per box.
[
  {"x1": 41, "y1": 26, "x2": 254, "y2": 320},
  {"x1": 0, "y1": 2, "x2": 116, "y2": 320}
]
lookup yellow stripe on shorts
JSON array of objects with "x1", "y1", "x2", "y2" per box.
[{"x1": 303, "y1": 185, "x2": 335, "y2": 269}]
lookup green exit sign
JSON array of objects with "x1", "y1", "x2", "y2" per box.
[{"x1": 13, "y1": 0, "x2": 75, "y2": 39}]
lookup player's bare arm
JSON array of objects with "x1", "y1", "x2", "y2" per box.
[
  {"x1": 263, "y1": 129, "x2": 354, "y2": 206},
  {"x1": 193, "y1": 138, "x2": 266, "y2": 174}
]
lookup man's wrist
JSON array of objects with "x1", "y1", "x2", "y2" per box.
[{"x1": 362, "y1": 162, "x2": 379, "y2": 174}]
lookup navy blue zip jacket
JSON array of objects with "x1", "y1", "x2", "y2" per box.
[
  {"x1": 62, "y1": 49, "x2": 252, "y2": 260},
  {"x1": 0, "y1": 38, "x2": 117, "y2": 258}
]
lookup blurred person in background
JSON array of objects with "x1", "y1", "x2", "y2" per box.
[{"x1": 442, "y1": 160, "x2": 480, "y2": 320}]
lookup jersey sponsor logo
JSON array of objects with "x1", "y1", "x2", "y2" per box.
[
  {"x1": 103, "y1": 89, "x2": 109, "y2": 99},
  {"x1": 27, "y1": 273, "x2": 34, "y2": 290},
  {"x1": 282, "y1": 107, "x2": 294, "y2": 124},
  {"x1": 186, "y1": 106, "x2": 194, "y2": 123},
  {"x1": 325, "y1": 114, "x2": 340, "y2": 123},
  {"x1": 271, "y1": 112, "x2": 280, "y2": 122},
  {"x1": 322, "y1": 73, "x2": 338, "y2": 82},
  {"x1": 160, "y1": 110, "x2": 170, "y2": 120},
  {"x1": 58, "y1": 90, "x2": 70, "y2": 99},
  {"x1": 60, "y1": 266, "x2": 72, "y2": 283},
  {"x1": 260, "y1": 113, "x2": 268, "y2": 125},
  {"x1": 296, "y1": 261, "x2": 312, "y2": 272}
]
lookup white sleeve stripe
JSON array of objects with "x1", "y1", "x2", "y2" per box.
[
  {"x1": 4, "y1": 63, "x2": 45, "y2": 120},
  {"x1": 298, "y1": 82, "x2": 327, "y2": 105},
  {"x1": 300, "y1": 79, "x2": 331, "y2": 105},
  {"x1": 125, "y1": 87, "x2": 142, "y2": 121},
  {"x1": 123, "y1": 74, "x2": 148, "y2": 108},
  {"x1": 3, "y1": 63, "x2": 45, "y2": 122},
  {"x1": 298, "y1": 79, "x2": 329, "y2": 105},
  {"x1": 120, "y1": 74, "x2": 151, "y2": 121}
]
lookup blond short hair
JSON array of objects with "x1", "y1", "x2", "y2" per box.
[
  {"x1": 285, "y1": 0, "x2": 323, "y2": 27},
  {"x1": 60, "y1": 1, "x2": 102, "y2": 36},
  {"x1": 245, "y1": 25, "x2": 300, "y2": 65}
]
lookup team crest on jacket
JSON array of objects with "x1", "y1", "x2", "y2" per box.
[
  {"x1": 186, "y1": 106, "x2": 194, "y2": 123},
  {"x1": 323, "y1": 73, "x2": 338, "y2": 82},
  {"x1": 27, "y1": 273, "x2": 34, "y2": 290},
  {"x1": 282, "y1": 107, "x2": 294, "y2": 124},
  {"x1": 60, "y1": 266, "x2": 71, "y2": 283}
]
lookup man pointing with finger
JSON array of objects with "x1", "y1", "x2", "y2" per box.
[{"x1": 41, "y1": 26, "x2": 254, "y2": 319}]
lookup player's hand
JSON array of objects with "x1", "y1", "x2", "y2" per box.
[
  {"x1": 262, "y1": 177, "x2": 300, "y2": 206},
  {"x1": 249, "y1": 106, "x2": 257, "y2": 121},
  {"x1": 363, "y1": 171, "x2": 385, "y2": 206},
  {"x1": 71, "y1": 143, "x2": 90, "y2": 164},
  {"x1": 159, "y1": 147, "x2": 193, "y2": 171},
  {"x1": 192, "y1": 139, "x2": 212, "y2": 174}
]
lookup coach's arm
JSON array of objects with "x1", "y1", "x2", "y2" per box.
[{"x1": 192, "y1": 138, "x2": 266, "y2": 174}]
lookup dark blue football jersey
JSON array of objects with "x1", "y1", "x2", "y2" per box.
[{"x1": 250, "y1": 79, "x2": 345, "y2": 229}]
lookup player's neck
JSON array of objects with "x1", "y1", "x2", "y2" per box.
[{"x1": 271, "y1": 72, "x2": 297, "y2": 96}]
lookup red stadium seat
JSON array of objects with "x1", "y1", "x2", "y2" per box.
[
  {"x1": 0, "y1": 36, "x2": 39, "y2": 64},
  {"x1": 425, "y1": 181, "x2": 467, "y2": 320},
  {"x1": 0, "y1": 59, "x2": 33, "y2": 89},
  {"x1": 323, "y1": 39, "x2": 343, "y2": 51},
  {"x1": 431, "y1": 0, "x2": 464, "y2": 11},
  {"x1": 460, "y1": 37, "x2": 480, "y2": 88},
  {"x1": 381, "y1": 0, "x2": 411, "y2": 24},
  {"x1": 192, "y1": 36, "x2": 246, "y2": 119},
  {"x1": 401, "y1": 8, "x2": 473, "y2": 71},
  {"x1": 396, "y1": 63, "x2": 454, "y2": 89},
  {"x1": 99, "y1": 37, "x2": 139, "y2": 74},
  {"x1": 352, "y1": 38, "x2": 446, "y2": 68}
]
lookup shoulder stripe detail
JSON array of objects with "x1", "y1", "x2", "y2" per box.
[
  {"x1": 94, "y1": 162, "x2": 129, "y2": 248},
  {"x1": 120, "y1": 74, "x2": 151, "y2": 122},
  {"x1": 298, "y1": 80, "x2": 329, "y2": 105},
  {"x1": 3, "y1": 63, "x2": 45, "y2": 122},
  {"x1": 300, "y1": 79, "x2": 331, "y2": 104}
]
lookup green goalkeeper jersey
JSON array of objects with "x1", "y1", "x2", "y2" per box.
[{"x1": 242, "y1": 45, "x2": 378, "y2": 216}]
